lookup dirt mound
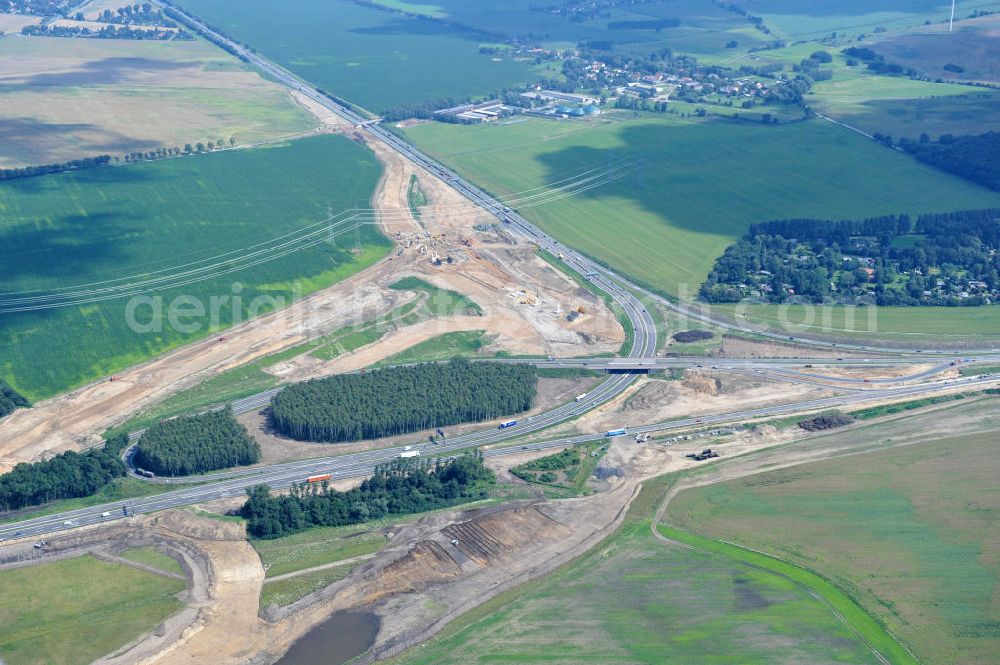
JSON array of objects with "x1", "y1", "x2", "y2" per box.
[
  {"x1": 622, "y1": 379, "x2": 676, "y2": 412},
  {"x1": 743, "y1": 424, "x2": 779, "y2": 442},
  {"x1": 683, "y1": 373, "x2": 721, "y2": 395}
]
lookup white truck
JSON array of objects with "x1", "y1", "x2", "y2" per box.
[
  {"x1": 575, "y1": 393, "x2": 587, "y2": 402},
  {"x1": 399, "y1": 449, "x2": 420, "y2": 459}
]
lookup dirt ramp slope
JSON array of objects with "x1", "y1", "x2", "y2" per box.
[{"x1": 444, "y1": 505, "x2": 570, "y2": 565}]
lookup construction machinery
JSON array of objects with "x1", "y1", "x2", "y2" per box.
[{"x1": 686, "y1": 449, "x2": 720, "y2": 462}]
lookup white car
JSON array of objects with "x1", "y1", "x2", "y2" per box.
[{"x1": 101, "y1": 511, "x2": 112, "y2": 518}]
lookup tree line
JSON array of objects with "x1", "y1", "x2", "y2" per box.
[
  {"x1": 21, "y1": 23, "x2": 192, "y2": 40},
  {"x1": 134, "y1": 408, "x2": 260, "y2": 477},
  {"x1": 0, "y1": 435, "x2": 127, "y2": 512},
  {"x1": 241, "y1": 453, "x2": 494, "y2": 538},
  {"x1": 0, "y1": 137, "x2": 236, "y2": 182},
  {"x1": 0, "y1": 380, "x2": 29, "y2": 419},
  {"x1": 899, "y1": 132, "x2": 1000, "y2": 192},
  {"x1": 270, "y1": 358, "x2": 537, "y2": 443},
  {"x1": 96, "y1": 3, "x2": 177, "y2": 28},
  {"x1": 701, "y1": 209, "x2": 1000, "y2": 306},
  {"x1": 0, "y1": 155, "x2": 112, "y2": 181}
]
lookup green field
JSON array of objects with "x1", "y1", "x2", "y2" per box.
[
  {"x1": 717, "y1": 36, "x2": 1000, "y2": 139},
  {"x1": 414, "y1": 0, "x2": 771, "y2": 60},
  {"x1": 0, "y1": 555, "x2": 185, "y2": 665},
  {"x1": 713, "y1": 302, "x2": 1000, "y2": 341},
  {"x1": 0, "y1": 135, "x2": 388, "y2": 400},
  {"x1": 404, "y1": 113, "x2": 1000, "y2": 299},
  {"x1": 252, "y1": 524, "x2": 388, "y2": 578},
  {"x1": 512, "y1": 441, "x2": 607, "y2": 497},
  {"x1": 658, "y1": 525, "x2": 918, "y2": 665},
  {"x1": 667, "y1": 409, "x2": 1000, "y2": 665},
  {"x1": 176, "y1": 0, "x2": 556, "y2": 114},
  {"x1": 375, "y1": 330, "x2": 490, "y2": 366},
  {"x1": 119, "y1": 546, "x2": 185, "y2": 576},
  {"x1": 391, "y1": 475, "x2": 885, "y2": 665},
  {"x1": 389, "y1": 277, "x2": 483, "y2": 317},
  {"x1": 260, "y1": 563, "x2": 359, "y2": 608},
  {"x1": 869, "y1": 15, "x2": 1000, "y2": 85},
  {"x1": 728, "y1": 0, "x2": 1000, "y2": 42}
]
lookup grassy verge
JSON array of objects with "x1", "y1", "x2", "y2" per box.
[
  {"x1": 658, "y1": 525, "x2": 916, "y2": 665},
  {"x1": 960, "y1": 364, "x2": 1000, "y2": 376},
  {"x1": 849, "y1": 392, "x2": 971, "y2": 420},
  {"x1": 0, "y1": 555, "x2": 185, "y2": 665},
  {"x1": 374, "y1": 331, "x2": 490, "y2": 366},
  {"x1": 0, "y1": 478, "x2": 177, "y2": 526},
  {"x1": 389, "y1": 277, "x2": 483, "y2": 316},
  {"x1": 535, "y1": 367, "x2": 605, "y2": 379},
  {"x1": 511, "y1": 441, "x2": 607, "y2": 496},
  {"x1": 118, "y1": 547, "x2": 184, "y2": 577},
  {"x1": 253, "y1": 527, "x2": 389, "y2": 579},
  {"x1": 259, "y1": 563, "x2": 359, "y2": 608},
  {"x1": 407, "y1": 174, "x2": 427, "y2": 221}
]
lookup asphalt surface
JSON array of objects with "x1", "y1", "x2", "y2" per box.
[
  {"x1": 2, "y1": 6, "x2": 996, "y2": 543},
  {"x1": 3, "y1": 373, "x2": 996, "y2": 543}
]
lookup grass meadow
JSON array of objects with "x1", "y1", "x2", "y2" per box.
[
  {"x1": 713, "y1": 302, "x2": 1000, "y2": 341},
  {"x1": 730, "y1": 0, "x2": 1000, "y2": 42},
  {"x1": 403, "y1": 113, "x2": 1000, "y2": 299},
  {"x1": 0, "y1": 135, "x2": 388, "y2": 400},
  {"x1": 0, "y1": 555, "x2": 185, "y2": 665},
  {"x1": 374, "y1": 330, "x2": 490, "y2": 366},
  {"x1": 667, "y1": 401, "x2": 1000, "y2": 665},
  {"x1": 737, "y1": 40, "x2": 1000, "y2": 140},
  {"x1": 389, "y1": 474, "x2": 885, "y2": 665},
  {"x1": 869, "y1": 14, "x2": 1000, "y2": 85}
]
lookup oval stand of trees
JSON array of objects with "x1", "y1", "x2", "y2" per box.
[
  {"x1": 242, "y1": 453, "x2": 494, "y2": 539},
  {"x1": 270, "y1": 358, "x2": 537, "y2": 443},
  {"x1": 134, "y1": 407, "x2": 260, "y2": 476},
  {"x1": 0, "y1": 436, "x2": 127, "y2": 511}
]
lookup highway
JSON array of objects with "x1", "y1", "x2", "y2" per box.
[
  {"x1": 161, "y1": 1, "x2": 1000, "y2": 359},
  {"x1": 1, "y1": 4, "x2": 992, "y2": 542},
  {"x1": 3, "y1": 372, "x2": 996, "y2": 543}
]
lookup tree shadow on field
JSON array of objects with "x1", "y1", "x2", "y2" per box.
[
  {"x1": 1, "y1": 160, "x2": 157, "y2": 195},
  {"x1": 349, "y1": 16, "x2": 498, "y2": 43},
  {"x1": 739, "y1": 0, "x2": 943, "y2": 15},
  {"x1": 0, "y1": 117, "x2": 159, "y2": 168},
  {"x1": 6, "y1": 57, "x2": 199, "y2": 89},
  {"x1": 0, "y1": 211, "x2": 139, "y2": 286}
]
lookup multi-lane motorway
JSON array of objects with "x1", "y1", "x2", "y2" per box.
[
  {"x1": 3, "y1": 372, "x2": 996, "y2": 543},
  {"x1": 2, "y1": 4, "x2": 996, "y2": 543}
]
